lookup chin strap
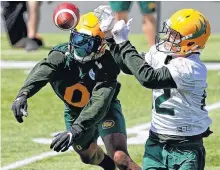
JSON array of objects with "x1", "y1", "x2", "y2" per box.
[
  {"x1": 93, "y1": 43, "x2": 107, "y2": 60},
  {"x1": 74, "y1": 52, "x2": 94, "y2": 63}
]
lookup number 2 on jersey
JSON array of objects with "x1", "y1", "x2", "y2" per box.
[{"x1": 154, "y1": 89, "x2": 174, "y2": 116}]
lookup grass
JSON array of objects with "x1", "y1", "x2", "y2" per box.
[
  {"x1": 1, "y1": 34, "x2": 220, "y2": 169},
  {"x1": 1, "y1": 69, "x2": 220, "y2": 169},
  {"x1": 1, "y1": 33, "x2": 220, "y2": 61}
]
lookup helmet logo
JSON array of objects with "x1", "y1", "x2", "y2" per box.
[{"x1": 189, "y1": 16, "x2": 207, "y2": 40}]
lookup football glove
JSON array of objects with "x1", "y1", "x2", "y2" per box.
[
  {"x1": 111, "y1": 18, "x2": 133, "y2": 44},
  {"x1": 11, "y1": 94, "x2": 28, "y2": 123},
  {"x1": 50, "y1": 125, "x2": 83, "y2": 152},
  {"x1": 94, "y1": 5, "x2": 115, "y2": 38}
]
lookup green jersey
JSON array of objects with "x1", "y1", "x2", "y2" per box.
[{"x1": 18, "y1": 43, "x2": 121, "y2": 130}]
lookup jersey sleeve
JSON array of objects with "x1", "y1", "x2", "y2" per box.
[
  {"x1": 165, "y1": 57, "x2": 195, "y2": 91},
  {"x1": 106, "y1": 39, "x2": 133, "y2": 75},
  {"x1": 18, "y1": 51, "x2": 65, "y2": 97},
  {"x1": 73, "y1": 78, "x2": 117, "y2": 130},
  {"x1": 107, "y1": 40, "x2": 177, "y2": 89}
]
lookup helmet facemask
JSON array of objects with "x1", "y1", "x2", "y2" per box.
[
  {"x1": 156, "y1": 21, "x2": 183, "y2": 55},
  {"x1": 69, "y1": 29, "x2": 105, "y2": 63}
]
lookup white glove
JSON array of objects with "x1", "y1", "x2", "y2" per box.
[
  {"x1": 94, "y1": 5, "x2": 115, "y2": 34},
  {"x1": 111, "y1": 18, "x2": 133, "y2": 44}
]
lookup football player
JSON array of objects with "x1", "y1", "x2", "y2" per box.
[
  {"x1": 11, "y1": 12, "x2": 141, "y2": 170},
  {"x1": 95, "y1": 6, "x2": 213, "y2": 170}
]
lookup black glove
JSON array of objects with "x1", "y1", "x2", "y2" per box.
[
  {"x1": 11, "y1": 94, "x2": 28, "y2": 123},
  {"x1": 50, "y1": 125, "x2": 84, "y2": 152}
]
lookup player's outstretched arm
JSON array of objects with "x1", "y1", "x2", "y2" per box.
[
  {"x1": 94, "y1": 7, "x2": 176, "y2": 89},
  {"x1": 50, "y1": 80, "x2": 117, "y2": 152},
  {"x1": 106, "y1": 38, "x2": 133, "y2": 75},
  {"x1": 50, "y1": 79, "x2": 117, "y2": 153},
  {"x1": 50, "y1": 81, "x2": 117, "y2": 153},
  {"x1": 11, "y1": 51, "x2": 65, "y2": 123},
  {"x1": 107, "y1": 40, "x2": 177, "y2": 89},
  {"x1": 73, "y1": 80, "x2": 117, "y2": 130},
  {"x1": 103, "y1": 18, "x2": 177, "y2": 89}
]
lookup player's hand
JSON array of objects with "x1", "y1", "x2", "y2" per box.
[
  {"x1": 11, "y1": 94, "x2": 28, "y2": 123},
  {"x1": 111, "y1": 18, "x2": 133, "y2": 44},
  {"x1": 94, "y1": 5, "x2": 115, "y2": 38},
  {"x1": 50, "y1": 125, "x2": 83, "y2": 152}
]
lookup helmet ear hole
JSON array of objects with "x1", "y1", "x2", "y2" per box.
[{"x1": 187, "y1": 42, "x2": 195, "y2": 46}]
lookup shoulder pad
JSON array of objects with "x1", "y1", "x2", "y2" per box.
[{"x1": 48, "y1": 43, "x2": 69, "y2": 56}]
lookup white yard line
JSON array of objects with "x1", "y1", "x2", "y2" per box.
[
  {"x1": 205, "y1": 63, "x2": 220, "y2": 70},
  {"x1": 1, "y1": 50, "x2": 48, "y2": 56},
  {"x1": 1, "y1": 60, "x2": 220, "y2": 70},
  {"x1": 1, "y1": 102, "x2": 220, "y2": 170},
  {"x1": 206, "y1": 102, "x2": 220, "y2": 111},
  {"x1": 0, "y1": 150, "x2": 71, "y2": 170},
  {"x1": 0, "y1": 61, "x2": 38, "y2": 69}
]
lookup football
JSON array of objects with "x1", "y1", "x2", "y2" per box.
[{"x1": 53, "y1": 2, "x2": 80, "y2": 30}]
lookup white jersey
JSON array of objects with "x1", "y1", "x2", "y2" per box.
[{"x1": 145, "y1": 46, "x2": 212, "y2": 136}]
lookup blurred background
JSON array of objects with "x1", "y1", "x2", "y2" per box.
[
  {"x1": 1, "y1": 1, "x2": 220, "y2": 34},
  {"x1": 1, "y1": 1, "x2": 220, "y2": 170}
]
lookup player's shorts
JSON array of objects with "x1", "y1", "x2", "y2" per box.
[
  {"x1": 109, "y1": 1, "x2": 156, "y2": 14},
  {"x1": 64, "y1": 99, "x2": 126, "y2": 151},
  {"x1": 142, "y1": 135, "x2": 205, "y2": 170}
]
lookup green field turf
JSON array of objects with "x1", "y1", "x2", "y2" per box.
[{"x1": 1, "y1": 34, "x2": 220, "y2": 170}]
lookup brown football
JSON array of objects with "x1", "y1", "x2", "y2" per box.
[{"x1": 53, "y1": 2, "x2": 80, "y2": 30}]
